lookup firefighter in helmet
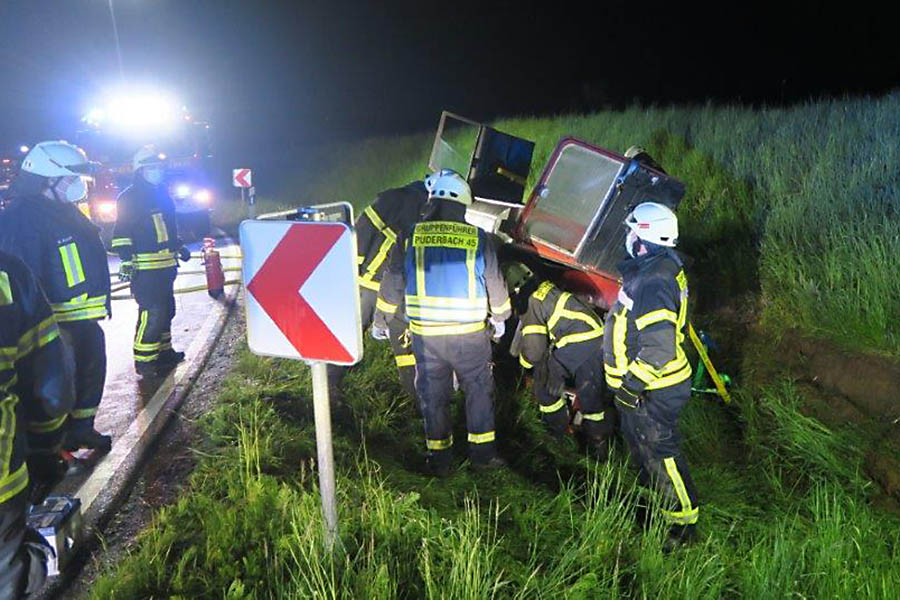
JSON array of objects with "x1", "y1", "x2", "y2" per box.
[
  {"x1": 328, "y1": 177, "x2": 428, "y2": 399},
  {"x1": 509, "y1": 265, "x2": 614, "y2": 458},
  {"x1": 603, "y1": 201, "x2": 698, "y2": 549},
  {"x1": 0, "y1": 141, "x2": 112, "y2": 452},
  {"x1": 373, "y1": 170, "x2": 511, "y2": 476},
  {"x1": 112, "y1": 145, "x2": 191, "y2": 377},
  {"x1": 0, "y1": 251, "x2": 75, "y2": 599}
]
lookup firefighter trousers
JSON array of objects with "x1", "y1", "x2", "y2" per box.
[
  {"x1": 615, "y1": 380, "x2": 699, "y2": 529},
  {"x1": 327, "y1": 287, "x2": 416, "y2": 399},
  {"x1": 58, "y1": 320, "x2": 106, "y2": 432},
  {"x1": 412, "y1": 329, "x2": 497, "y2": 466},
  {"x1": 131, "y1": 268, "x2": 176, "y2": 365},
  {"x1": 535, "y1": 352, "x2": 614, "y2": 443},
  {"x1": 0, "y1": 493, "x2": 49, "y2": 600}
]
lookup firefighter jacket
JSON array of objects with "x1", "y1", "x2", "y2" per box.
[
  {"x1": 0, "y1": 251, "x2": 75, "y2": 505},
  {"x1": 0, "y1": 195, "x2": 111, "y2": 323},
  {"x1": 356, "y1": 181, "x2": 427, "y2": 293},
  {"x1": 518, "y1": 280, "x2": 604, "y2": 372},
  {"x1": 374, "y1": 200, "x2": 511, "y2": 336},
  {"x1": 603, "y1": 248, "x2": 692, "y2": 394},
  {"x1": 111, "y1": 176, "x2": 180, "y2": 271}
]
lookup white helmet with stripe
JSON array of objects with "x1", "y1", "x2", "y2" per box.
[
  {"x1": 625, "y1": 202, "x2": 678, "y2": 247},
  {"x1": 427, "y1": 169, "x2": 472, "y2": 206},
  {"x1": 21, "y1": 141, "x2": 96, "y2": 178}
]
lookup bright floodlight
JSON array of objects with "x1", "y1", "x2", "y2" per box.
[
  {"x1": 19, "y1": 145, "x2": 29, "y2": 153},
  {"x1": 175, "y1": 184, "x2": 191, "y2": 198},
  {"x1": 84, "y1": 88, "x2": 183, "y2": 134},
  {"x1": 193, "y1": 189, "x2": 212, "y2": 204}
]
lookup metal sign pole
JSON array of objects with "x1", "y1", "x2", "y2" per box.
[
  {"x1": 241, "y1": 186, "x2": 247, "y2": 215},
  {"x1": 310, "y1": 361, "x2": 338, "y2": 550},
  {"x1": 248, "y1": 186, "x2": 256, "y2": 219}
]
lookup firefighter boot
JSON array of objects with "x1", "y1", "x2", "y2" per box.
[
  {"x1": 541, "y1": 408, "x2": 570, "y2": 440},
  {"x1": 65, "y1": 427, "x2": 112, "y2": 454},
  {"x1": 427, "y1": 449, "x2": 453, "y2": 478},
  {"x1": 663, "y1": 523, "x2": 697, "y2": 554},
  {"x1": 157, "y1": 349, "x2": 186, "y2": 366}
]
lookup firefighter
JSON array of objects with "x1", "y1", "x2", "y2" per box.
[
  {"x1": 373, "y1": 170, "x2": 511, "y2": 476},
  {"x1": 624, "y1": 146, "x2": 666, "y2": 173},
  {"x1": 0, "y1": 141, "x2": 112, "y2": 452},
  {"x1": 603, "y1": 201, "x2": 698, "y2": 549},
  {"x1": 510, "y1": 268, "x2": 614, "y2": 458},
  {"x1": 0, "y1": 251, "x2": 75, "y2": 599},
  {"x1": 112, "y1": 145, "x2": 191, "y2": 377},
  {"x1": 328, "y1": 179, "x2": 428, "y2": 399}
]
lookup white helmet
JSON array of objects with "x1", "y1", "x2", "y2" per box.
[
  {"x1": 133, "y1": 145, "x2": 167, "y2": 171},
  {"x1": 428, "y1": 169, "x2": 472, "y2": 206},
  {"x1": 624, "y1": 145, "x2": 646, "y2": 159},
  {"x1": 625, "y1": 202, "x2": 678, "y2": 247},
  {"x1": 21, "y1": 141, "x2": 95, "y2": 178}
]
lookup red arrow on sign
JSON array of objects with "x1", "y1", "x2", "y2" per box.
[
  {"x1": 233, "y1": 168, "x2": 251, "y2": 188},
  {"x1": 246, "y1": 224, "x2": 353, "y2": 362}
]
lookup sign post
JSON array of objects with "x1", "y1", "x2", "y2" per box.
[
  {"x1": 240, "y1": 219, "x2": 362, "y2": 549},
  {"x1": 233, "y1": 168, "x2": 253, "y2": 217}
]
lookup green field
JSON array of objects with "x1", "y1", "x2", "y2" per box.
[{"x1": 93, "y1": 94, "x2": 900, "y2": 598}]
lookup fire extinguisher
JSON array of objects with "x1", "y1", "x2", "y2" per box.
[{"x1": 203, "y1": 237, "x2": 225, "y2": 298}]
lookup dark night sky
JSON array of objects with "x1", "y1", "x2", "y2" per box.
[{"x1": 0, "y1": 1, "x2": 898, "y2": 157}]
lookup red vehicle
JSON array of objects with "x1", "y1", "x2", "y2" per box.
[{"x1": 427, "y1": 112, "x2": 684, "y2": 311}]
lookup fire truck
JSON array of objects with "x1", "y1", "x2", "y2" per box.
[{"x1": 76, "y1": 92, "x2": 216, "y2": 242}]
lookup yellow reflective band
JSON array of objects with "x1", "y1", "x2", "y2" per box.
[
  {"x1": 661, "y1": 507, "x2": 699, "y2": 525},
  {"x1": 51, "y1": 294, "x2": 108, "y2": 322},
  {"x1": 546, "y1": 292, "x2": 571, "y2": 333},
  {"x1": 468, "y1": 431, "x2": 496, "y2": 444},
  {"x1": 358, "y1": 278, "x2": 380, "y2": 292},
  {"x1": 539, "y1": 398, "x2": 566, "y2": 413},
  {"x1": 490, "y1": 298, "x2": 511, "y2": 315},
  {"x1": 59, "y1": 242, "x2": 86, "y2": 288},
  {"x1": 134, "y1": 354, "x2": 160, "y2": 363},
  {"x1": 412, "y1": 222, "x2": 478, "y2": 250},
  {"x1": 410, "y1": 321, "x2": 485, "y2": 336},
  {"x1": 18, "y1": 316, "x2": 60, "y2": 359},
  {"x1": 407, "y1": 295, "x2": 487, "y2": 308},
  {"x1": 28, "y1": 414, "x2": 68, "y2": 434},
  {"x1": 605, "y1": 375, "x2": 623, "y2": 389},
  {"x1": 582, "y1": 411, "x2": 605, "y2": 422},
  {"x1": 357, "y1": 255, "x2": 365, "y2": 265},
  {"x1": 628, "y1": 357, "x2": 692, "y2": 389},
  {"x1": 604, "y1": 307, "x2": 629, "y2": 382},
  {"x1": 361, "y1": 206, "x2": 398, "y2": 282},
  {"x1": 522, "y1": 324, "x2": 548, "y2": 336},
  {"x1": 555, "y1": 328, "x2": 602, "y2": 349},
  {"x1": 406, "y1": 306, "x2": 487, "y2": 321},
  {"x1": 644, "y1": 363, "x2": 692, "y2": 390},
  {"x1": 135, "y1": 310, "x2": 149, "y2": 348},
  {"x1": 71, "y1": 407, "x2": 98, "y2": 420},
  {"x1": 519, "y1": 355, "x2": 533, "y2": 369},
  {"x1": 395, "y1": 354, "x2": 416, "y2": 367},
  {"x1": 635, "y1": 309, "x2": 678, "y2": 331},
  {"x1": 426, "y1": 435, "x2": 453, "y2": 451},
  {"x1": 134, "y1": 340, "x2": 163, "y2": 351},
  {"x1": 1, "y1": 392, "x2": 17, "y2": 480},
  {"x1": 0, "y1": 271, "x2": 12, "y2": 306},
  {"x1": 110, "y1": 237, "x2": 133, "y2": 248},
  {"x1": 532, "y1": 280, "x2": 554, "y2": 302},
  {"x1": 663, "y1": 457, "x2": 695, "y2": 519},
  {"x1": 152, "y1": 213, "x2": 169, "y2": 243},
  {"x1": 0, "y1": 463, "x2": 28, "y2": 504},
  {"x1": 364, "y1": 206, "x2": 397, "y2": 242},
  {"x1": 376, "y1": 297, "x2": 397, "y2": 314}
]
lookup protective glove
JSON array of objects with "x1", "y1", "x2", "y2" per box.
[
  {"x1": 614, "y1": 385, "x2": 642, "y2": 409},
  {"x1": 118, "y1": 261, "x2": 134, "y2": 282},
  {"x1": 490, "y1": 317, "x2": 506, "y2": 340},
  {"x1": 371, "y1": 325, "x2": 390, "y2": 340},
  {"x1": 178, "y1": 246, "x2": 192, "y2": 262}
]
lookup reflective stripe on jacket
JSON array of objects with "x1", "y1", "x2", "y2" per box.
[
  {"x1": 602, "y1": 250, "x2": 691, "y2": 393},
  {"x1": 518, "y1": 280, "x2": 603, "y2": 370}
]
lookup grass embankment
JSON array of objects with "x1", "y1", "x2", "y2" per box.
[{"x1": 90, "y1": 94, "x2": 900, "y2": 598}]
